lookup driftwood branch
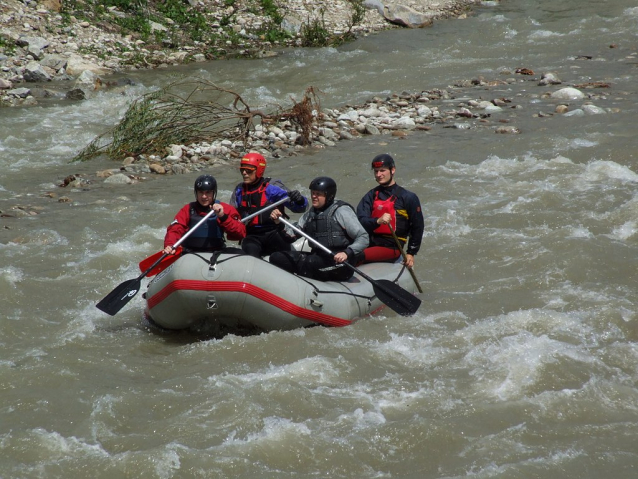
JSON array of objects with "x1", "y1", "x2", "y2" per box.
[{"x1": 72, "y1": 78, "x2": 322, "y2": 162}]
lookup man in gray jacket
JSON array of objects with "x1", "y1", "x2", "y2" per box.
[{"x1": 269, "y1": 176, "x2": 369, "y2": 282}]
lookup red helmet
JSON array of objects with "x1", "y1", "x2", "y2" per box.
[{"x1": 240, "y1": 152, "x2": 267, "y2": 178}]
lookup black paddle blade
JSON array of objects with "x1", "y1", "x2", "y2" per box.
[
  {"x1": 95, "y1": 278, "x2": 142, "y2": 316},
  {"x1": 372, "y1": 279, "x2": 422, "y2": 316}
]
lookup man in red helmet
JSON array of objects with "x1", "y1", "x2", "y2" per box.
[
  {"x1": 230, "y1": 152, "x2": 309, "y2": 258},
  {"x1": 356, "y1": 154, "x2": 424, "y2": 268},
  {"x1": 163, "y1": 175, "x2": 246, "y2": 254}
]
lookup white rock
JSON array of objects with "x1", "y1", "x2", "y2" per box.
[
  {"x1": 563, "y1": 109, "x2": 585, "y2": 117},
  {"x1": 550, "y1": 87, "x2": 585, "y2": 100},
  {"x1": 104, "y1": 173, "x2": 133, "y2": 184},
  {"x1": 393, "y1": 117, "x2": 416, "y2": 130},
  {"x1": 582, "y1": 104, "x2": 607, "y2": 115}
]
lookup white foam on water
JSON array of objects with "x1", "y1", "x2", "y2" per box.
[
  {"x1": 580, "y1": 160, "x2": 638, "y2": 184},
  {"x1": 222, "y1": 416, "x2": 311, "y2": 447},
  {"x1": 29, "y1": 427, "x2": 110, "y2": 460},
  {"x1": 208, "y1": 355, "x2": 341, "y2": 387},
  {"x1": 0, "y1": 265, "x2": 24, "y2": 287},
  {"x1": 566, "y1": 226, "x2": 593, "y2": 238},
  {"x1": 1, "y1": 84, "x2": 150, "y2": 171},
  {"x1": 528, "y1": 29, "x2": 565, "y2": 40},
  {"x1": 609, "y1": 220, "x2": 638, "y2": 240}
]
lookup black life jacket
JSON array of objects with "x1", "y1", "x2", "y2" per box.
[
  {"x1": 182, "y1": 201, "x2": 225, "y2": 252},
  {"x1": 304, "y1": 200, "x2": 353, "y2": 254},
  {"x1": 235, "y1": 177, "x2": 280, "y2": 233}
]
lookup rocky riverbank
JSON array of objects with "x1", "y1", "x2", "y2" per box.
[{"x1": 0, "y1": 0, "x2": 480, "y2": 106}]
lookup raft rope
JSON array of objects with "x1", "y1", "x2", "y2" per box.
[{"x1": 186, "y1": 250, "x2": 378, "y2": 304}]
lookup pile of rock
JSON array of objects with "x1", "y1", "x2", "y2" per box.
[{"x1": 93, "y1": 81, "x2": 515, "y2": 183}]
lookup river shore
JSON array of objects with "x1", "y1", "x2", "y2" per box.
[{"x1": 0, "y1": 0, "x2": 481, "y2": 106}]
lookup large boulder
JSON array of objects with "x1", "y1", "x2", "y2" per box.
[
  {"x1": 22, "y1": 62, "x2": 52, "y2": 82},
  {"x1": 65, "y1": 54, "x2": 112, "y2": 77},
  {"x1": 384, "y1": 5, "x2": 433, "y2": 28}
]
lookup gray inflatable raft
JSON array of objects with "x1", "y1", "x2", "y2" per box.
[{"x1": 144, "y1": 251, "x2": 419, "y2": 332}]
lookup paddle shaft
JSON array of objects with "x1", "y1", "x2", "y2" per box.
[
  {"x1": 97, "y1": 205, "x2": 219, "y2": 315},
  {"x1": 276, "y1": 217, "x2": 420, "y2": 315},
  {"x1": 166, "y1": 196, "x2": 289, "y2": 250},
  {"x1": 277, "y1": 216, "x2": 415, "y2": 301},
  {"x1": 240, "y1": 196, "x2": 289, "y2": 224},
  {"x1": 389, "y1": 225, "x2": 423, "y2": 293},
  {"x1": 138, "y1": 196, "x2": 291, "y2": 275}
]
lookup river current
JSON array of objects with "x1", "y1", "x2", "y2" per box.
[{"x1": 1, "y1": 1, "x2": 638, "y2": 477}]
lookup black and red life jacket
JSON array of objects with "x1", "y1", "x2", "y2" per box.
[{"x1": 183, "y1": 201, "x2": 225, "y2": 251}]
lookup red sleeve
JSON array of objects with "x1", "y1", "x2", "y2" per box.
[
  {"x1": 163, "y1": 204, "x2": 190, "y2": 248},
  {"x1": 218, "y1": 203, "x2": 246, "y2": 241}
]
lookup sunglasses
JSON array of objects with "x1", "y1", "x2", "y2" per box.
[{"x1": 240, "y1": 167, "x2": 257, "y2": 174}]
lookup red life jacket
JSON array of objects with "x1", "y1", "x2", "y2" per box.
[
  {"x1": 237, "y1": 178, "x2": 278, "y2": 233},
  {"x1": 372, "y1": 191, "x2": 397, "y2": 235}
]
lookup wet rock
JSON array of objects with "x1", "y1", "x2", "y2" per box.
[
  {"x1": 538, "y1": 72, "x2": 562, "y2": 86},
  {"x1": 582, "y1": 104, "x2": 606, "y2": 115},
  {"x1": 563, "y1": 109, "x2": 585, "y2": 117},
  {"x1": 65, "y1": 88, "x2": 86, "y2": 100},
  {"x1": 150, "y1": 163, "x2": 167, "y2": 174},
  {"x1": 104, "y1": 173, "x2": 134, "y2": 184},
  {"x1": 495, "y1": 125, "x2": 521, "y2": 134},
  {"x1": 551, "y1": 87, "x2": 585, "y2": 100},
  {"x1": 7, "y1": 87, "x2": 31, "y2": 98},
  {"x1": 555, "y1": 104, "x2": 569, "y2": 114}
]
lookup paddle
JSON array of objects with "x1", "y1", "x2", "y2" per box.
[
  {"x1": 96, "y1": 205, "x2": 221, "y2": 316},
  {"x1": 389, "y1": 225, "x2": 423, "y2": 293},
  {"x1": 98, "y1": 196, "x2": 294, "y2": 315},
  {"x1": 277, "y1": 217, "x2": 422, "y2": 316},
  {"x1": 138, "y1": 196, "x2": 291, "y2": 276}
]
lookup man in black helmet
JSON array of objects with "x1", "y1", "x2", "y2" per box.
[
  {"x1": 269, "y1": 176, "x2": 369, "y2": 282},
  {"x1": 163, "y1": 175, "x2": 246, "y2": 254},
  {"x1": 356, "y1": 154, "x2": 424, "y2": 268}
]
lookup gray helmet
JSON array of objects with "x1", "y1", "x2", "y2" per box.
[
  {"x1": 309, "y1": 176, "x2": 337, "y2": 204},
  {"x1": 194, "y1": 174, "x2": 217, "y2": 193}
]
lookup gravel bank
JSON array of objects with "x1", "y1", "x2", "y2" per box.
[{"x1": 0, "y1": 0, "x2": 481, "y2": 106}]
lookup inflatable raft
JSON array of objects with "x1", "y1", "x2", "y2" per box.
[{"x1": 143, "y1": 250, "x2": 419, "y2": 333}]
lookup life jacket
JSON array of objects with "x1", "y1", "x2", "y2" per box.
[
  {"x1": 304, "y1": 200, "x2": 353, "y2": 254},
  {"x1": 182, "y1": 201, "x2": 225, "y2": 252},
  {"x1": 371, "y1": 188, "x2": 410, "y2": 243},
  {"x1": 236, "y1": 177, "x2": 280, "y2": 233},
  {"x1": 372, "y1": 191, "x2": 397, "y2": 235}
]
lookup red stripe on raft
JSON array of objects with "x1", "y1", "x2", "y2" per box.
[{"x1": 148, "y1": 280, "x2": 353, "y2": 327}]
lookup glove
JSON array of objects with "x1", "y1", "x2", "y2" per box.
[{"x1": 288, "y1": 190, "x2": 304, "y2": 205}]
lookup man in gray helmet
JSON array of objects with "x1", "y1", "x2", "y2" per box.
[{"x1": 269, "y1": 176, "x2": 369, "y2": 282}]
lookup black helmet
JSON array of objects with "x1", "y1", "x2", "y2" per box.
[
  {"x1": 309, "y1": 176, "x2": 337, "y2": 205},
  {"x1": 194, "y1": 174, "x2": 217, "y2": 193},
  {"x1": 371, "y1": 153, "x2": 395, "y2": 169}
]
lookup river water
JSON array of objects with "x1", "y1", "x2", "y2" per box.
[{"x1": 2, "y1": 0, "x2": 638, "y2": 477}]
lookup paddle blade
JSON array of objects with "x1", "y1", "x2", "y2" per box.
[
  {"x1": 95, "y1": 278, "x2": 142, "y2": 316},
  {"x1": 372, "y1": 279, "x2": 422, "y2": 316},
  {"x1": 139, "y1": 247, "x2": 181, "y2": 275}
]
